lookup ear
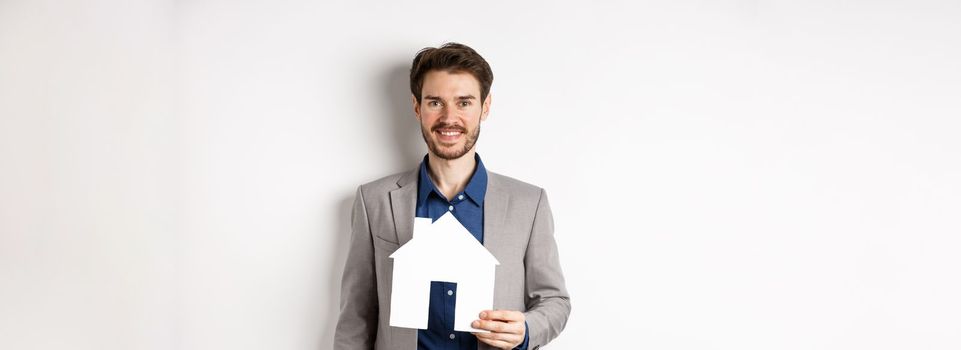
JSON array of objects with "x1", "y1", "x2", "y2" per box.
[
  {"x1": 412, "y1": 94, "x2": 421, "y2": 121},
  {"x1": 480, "y1": 93, "x2": 492, "y2": 121}
]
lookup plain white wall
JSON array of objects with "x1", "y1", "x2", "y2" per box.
[{"x1": 2, "y1": 0, "x2": 959, "y2": 349}]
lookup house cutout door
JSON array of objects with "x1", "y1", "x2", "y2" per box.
[{"x1": 426, "y1": 281, "x2": 457, "y2": 330}]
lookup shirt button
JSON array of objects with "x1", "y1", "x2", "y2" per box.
[
  {"x1": 458, "y1": 194, "x2": 464, "y2": 200},
  {"x1": 448, "y1": 205, "x2": 454, "y2": 211},
  {"x1": 447, "y1": 290, "x2": 453, "y2": 296},
  {"x1": 449, "y1": 333, "x2": 456, "y2": 340}
]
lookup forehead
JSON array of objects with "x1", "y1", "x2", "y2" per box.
[{"x1": 421, "y1": 70, "x2": 481, "y2": 97}]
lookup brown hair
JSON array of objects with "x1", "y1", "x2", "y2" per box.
[{"x1": 409, "y1": 42, "x2": 494, "y2": 103}]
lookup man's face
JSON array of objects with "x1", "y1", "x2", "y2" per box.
[{"x1": 414, "y1": 70, "x2": 490, "y2": 160}]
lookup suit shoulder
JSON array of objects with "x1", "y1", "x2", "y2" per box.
[
  {"x1": 488, "y1": 171, "x2": 545, "y2": 197},
  {"x1": 357, "y1": 169, "x2": 412, "y2": 195},
  {"x1": 352, "y1": 170, "x2": 417, "y2": 196}
]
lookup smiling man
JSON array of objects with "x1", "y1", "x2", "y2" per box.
[{"x1": 335, "y1": 43, "x2": 570, "y2": 350}]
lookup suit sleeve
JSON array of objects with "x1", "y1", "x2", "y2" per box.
[
  {"x1": 522, "y1": 189, "x2": 571, "y2": 348},
  {"x1": 334, "y1": 186, "x2": 378, "y2": 349}
]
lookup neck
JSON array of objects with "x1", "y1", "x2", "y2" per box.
[{"x1": 426, "y1": 149, "x2": 477, "y2": 201}]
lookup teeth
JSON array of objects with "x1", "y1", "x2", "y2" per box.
[{"x1": 440, "y1": 131, "x2": 461, "y2": 136}]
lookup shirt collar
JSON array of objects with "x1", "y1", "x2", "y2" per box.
[{"x1": 417, "y1": 153, "x2": 488, "y2": 206}]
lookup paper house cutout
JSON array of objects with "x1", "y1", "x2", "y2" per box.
[{"x1": 389, "y1": 212, "x2": 500, "y2": 332}]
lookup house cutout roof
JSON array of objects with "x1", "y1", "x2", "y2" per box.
[{"x1": 390, "y1": 211, "x2": 499, "y2": 266}]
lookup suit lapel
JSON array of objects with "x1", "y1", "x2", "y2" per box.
[
  {"x1": 483, "y1": 172, "x2": 509, "y2": 261},
  {"x1": 387, "y1": 169, "x2": 419, "y2": 347},
  {"x1": 389, "y1": 169, "x2": 418, "y2": 245}
]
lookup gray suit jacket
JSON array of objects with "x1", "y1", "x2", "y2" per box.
[{"x1": 334, "y1": 167, "x2": 571, "y2": 349}]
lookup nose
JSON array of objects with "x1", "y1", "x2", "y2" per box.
[{"x1": 438, "y1": 105, "x2": 455, "y2": 122}]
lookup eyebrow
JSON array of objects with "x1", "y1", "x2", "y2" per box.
[{"x1": 424, "y1": 95, "x2": 477, "y2": 101}]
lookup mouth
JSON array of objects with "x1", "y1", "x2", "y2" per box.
[{"x1": 433, "y1": 127, "x2": 464, "y2": 144}]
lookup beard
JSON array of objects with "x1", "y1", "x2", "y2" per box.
[{"x1": 420, "y1": 121, "x2": 481, "y2": 160}]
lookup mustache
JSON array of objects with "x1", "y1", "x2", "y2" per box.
[{"x1": 430, "y1": 123, "x2": 466, "y2": 133}]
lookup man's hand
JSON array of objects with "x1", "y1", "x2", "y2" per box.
[{"x1": 471, "y1": 309, "x2": 526, "y2": 349}]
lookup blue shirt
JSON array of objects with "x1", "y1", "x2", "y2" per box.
[{"x1": 415, "y1": 153, "x2": 529, "y2": 350}]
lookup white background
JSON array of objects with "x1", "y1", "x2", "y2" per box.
[{"x1": 2, "y1": 0, "x2": 960, "y2": 349}]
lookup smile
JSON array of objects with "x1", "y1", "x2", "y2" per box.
[{"x1": 434, "y1": 128, "x2": 464, "y2": 142}]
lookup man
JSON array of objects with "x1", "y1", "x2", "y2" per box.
[{"x1": 335, "y1": 43, "x2": 570, "y2": 350}]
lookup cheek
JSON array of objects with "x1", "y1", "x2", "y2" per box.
[
  {"x1": 421, "y1": 110, "x2": 447, "y2": 122},
  {"x1": 419, "y1": 115, "x2": 439, "y2": 129}
]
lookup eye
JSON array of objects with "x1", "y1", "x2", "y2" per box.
[
  {"x1": 459, "y1": 101, "x2": 471, "y2": 107},
  {"x1": 428, "y1": 100, "x2": 441, "y2": 107}
]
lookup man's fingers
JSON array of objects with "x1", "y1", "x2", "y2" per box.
[
  {"x1": 478, "y1": 338, "x2": 513, "y2": 350},
  {"x1": 474, "y1": 332, "x2": 519, "y2": 350},
  {"x1": 473, "y1": 331, "x2": 507, "y2": 341},
  {"x1": 471, "y1": 311, "x2": 525, "y2": 349},
  {"x1": 479, "y1": 309, "x2": 525, "y2": 322},
  {"x1": 472, "y1": 319, "x2": 514, "y2": 333}
]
